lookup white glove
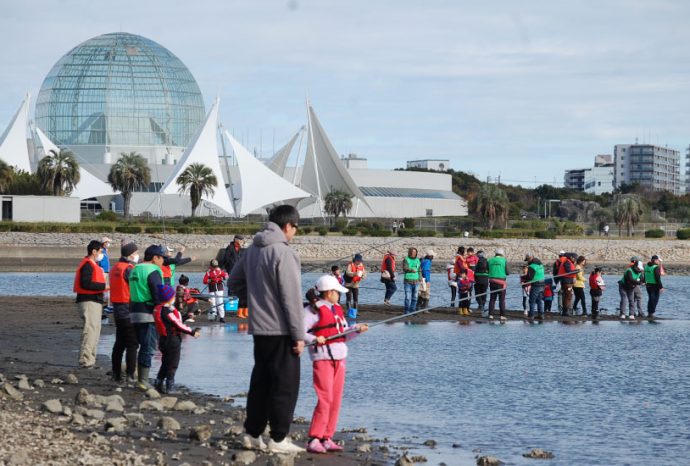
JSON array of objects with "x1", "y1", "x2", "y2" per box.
[{"x1": 357, "y1": 271, "x2": 363, "y2": 277}]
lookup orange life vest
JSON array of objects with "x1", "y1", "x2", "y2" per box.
[
  {"x1": 557, "y1": 257, "x2": 576, "y2": 279},
  {"x1": 110, "y1": 261, "x2": 133, "y2": 304},
  {"x1": 161, "y1": 264, "x2": 172, "y2": 279},
  {"x1": 347, "y1": 263, "x2": 365, "y2": 283},
  {"x1": 454, "y1": 255, "x2": 468, "y2": 275},
  {"x1": 73, "y1": 257, "x2": 106, "y2": 295},
  {"x1": 381, "y1": 254, "x2": 396, "y2": 273}
]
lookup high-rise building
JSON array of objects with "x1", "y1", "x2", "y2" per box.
[
  {"x1": 614, "y1": 144, "x2": 681, "y2": 195},
  {"x1": 563, "y1": 155, "x2": 614, "y2": 195}
]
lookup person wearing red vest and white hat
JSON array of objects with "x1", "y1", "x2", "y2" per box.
[{"x1": 73, "y1": 240, "x2": 108, "y2": 368}]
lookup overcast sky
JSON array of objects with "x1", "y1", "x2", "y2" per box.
[{"x1": 2, "y1": 0, "x2": 689, "y2": 186}]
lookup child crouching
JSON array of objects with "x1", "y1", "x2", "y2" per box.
[
  {"x1": 153, "y1": 284, "x2": 200, "y2": 394},
  {"x1": 304, "y1": 275, "x2": 368, "y2": 453}
]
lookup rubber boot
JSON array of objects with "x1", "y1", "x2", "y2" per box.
[
  {"x1": 165, "y1": 378, "x2": 176, "y2": 395},
  {"x1": 137, "y1": 365, "x2": 151, "y2": 391},
  {"x1": 154, "y1": 378, "x2": 165, "y2": 394},
  {"x1": 238, "y1": 308, "x2": 248, "y2": 319},
  {"x1": 464, "y1": 307, "x2": 471, "y2": 316}
]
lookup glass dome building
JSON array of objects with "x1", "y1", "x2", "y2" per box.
[{"x1": 35, "y1": 32, "x2": 205, "y2": 167}]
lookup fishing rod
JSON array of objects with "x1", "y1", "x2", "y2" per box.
[
  {"x1": 307, "y1": 269, "x2": 584, "y2": 346},
  {"x1": 300, "y1": 235, "x2": 407, "y2": 274}
]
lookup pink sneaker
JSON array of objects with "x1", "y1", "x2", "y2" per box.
[
  {"x1": 307, "y1": 438, "x2": 327, "y2": 453},
  {"x1": 321, "y1": 438, "x2": 344, "y2": 452}
]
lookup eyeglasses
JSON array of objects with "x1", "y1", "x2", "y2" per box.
[{"x1": 291, "y1": 223, "x2": 299, "y2": 229}]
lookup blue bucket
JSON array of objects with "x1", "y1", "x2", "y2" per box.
[{"x1": 224, "y1": 296, "x2": 239, "y2": 312}]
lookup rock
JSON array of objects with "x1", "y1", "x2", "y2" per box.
[
  {"x1": 341, "y1": 427, "x2": 368, "y2": 433},
  {"x1": 51, "y1": 378, "x2": 64, "y2": 384},
  {"x1": 106, "y1": 400, "x2": 124, "y2": 413},
  {"x1": 62, "y1": 406, "x2": 73, "y2": 417},
  {"x1": 193, "y1": 407, "x2": 207, "y2": 415},
  {"x1": 85, "y1": 409, "x2": 106, "y2": 420},
  {"x1": 105, "y1": 417, "x2": 128, "y2": 433},
  {"x1": 189, "y1": 425, "x2": 212, "y2": 442},
  {"x1": 395, "y1": 454, "x2": 414, "y2": 466},
  {"x1": 352, "y1": 433, "x2": 372, "y2": 442},
  {"x1": 174, "y1": 400, "x2": 197, "y2": 412},
  {"x1": 2, "y1": 382, "x2": 23, "y2": 401},
  {"x1": 232, "y1": 451, "x2": 257, "y2": 465},
  {"x1": 357, "y1": 443, "x2": 372, "y2": 453},
  {"x1": 146, "y1": 388, "x2": 161, "y2": 399},
  {"x1": 124, "y1": 412, "x2": 146, "y2": 427},
  {"x1": 8, "y1": 448, "x2": 30, "y2": 466},
  {"x1": 140, "y1": 400, "x2": 164, "y2": 411},
  {"x1": 157, "y1": 416, "x2": 181, "y2": 431},
  {"x1": 423, "y1": 439, "x2": 437, "y2": 448},
  {"x1": 265, "y1": 454, "x2": 295, "y2": 466},
  {"x1": 476, "y1": 456, "x2": 504, "y2": 466},
  {"x1": 453, "y1": 443, "x2": 462, "y2": 448},
  {"x1": 71, "y1": 413, "x2": 86, "y2": 425},
  {"x1": 98, "y1": 394, "x2": 126, "y2": 406},
  {"x1": 42, "y1": 399, "x2": 63, "y2": 414},
  {"x1": 225, "y1": 425, "x2": 243, "y2": 436},
  {"x1": 75, "y1": 388, "x2": 94, "y2": 406},
  {"x1": 17, "y1": 377, "x2": 32, "y2": 390},
  {"x1": 160, "y1": 396, "x2": 178, "y2": 409},
  {"x1": 410, "y1": 456, "x2": 428, "y2": 463},
  {"x1": 292, "y1": 416, "x2": 309, "y2": 424},
  {"x1": 523, "y1": 448, "x2": 555, "y2": 459},
  {"x1": 0, "y1": 373, "x2": 4, "y2": 383},
  {"x1": 33, "y1": 379, "x2": 45, "y2": 388},
  {"x1": 65, "y1": 373, "x2": 79, "y2": 384}
]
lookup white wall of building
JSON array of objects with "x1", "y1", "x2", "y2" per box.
[
  {"x1": 584, "y1": 165, "x2": 614, "y2": 194},
  {"x1": 2, "y1": 196, "x2": 80, "y2": 222},
  {"x1": 406, "y1": 159, "x2": 450, "y2": 171}
]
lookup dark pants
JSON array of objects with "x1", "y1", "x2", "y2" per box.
[
  {"x1": 561, "y1": 284, "x2": 574, "y2": 315},
  {"x1": 384, "y1": 281, "x2": 397, "y2": 301},
  {"x1": 646, "y1": 285, "x2": 661, "y2": 315},
  {"x1": 449, "y1": 285, "x2": 457, "y2": 305},
  {"x1": 112, "y1": 317, "x2": 138, "y2": 379},
  {"x1": 544, "y1": 298, "x2": 553, "y2": 312},
  {"x1": 488, "y1": 280, "x2": 506, "y2": 316},
  {"x1": 346, "y1": 288, "x2": 359, "y2": 309},
  {"x1": 590, "y1": 291, "x2": 602, "y2": 317},
  {"x1": 529, "y1": 284, "x2": 545, "y2": 316},
  {"x1": 157, "y1": 335, "x2": 182, "y2": 381},
  {"x1": 573, "y1": 287, "x2": 587, "y2": 315},
  {"x1": 475, "y1": 279, "x2": 488, "y2": 309},
  {"x1": 459, "y1": 290, "x2": 470, "y2": 308},
  {"x1": 245, "y1": 335, "x2": 300, "y2": 442},
  {"x1": 134, "y1": 322, "x2": 158, "y2": 368}
]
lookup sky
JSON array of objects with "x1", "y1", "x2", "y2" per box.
[{"x1": 1, "y1": 0, "x2": 690, "y2": 186}]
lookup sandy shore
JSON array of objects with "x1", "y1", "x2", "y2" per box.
[{"x1": 1, "y1": 232, "x2": 689, "y2": 272}]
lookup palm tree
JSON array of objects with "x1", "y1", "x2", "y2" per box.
[
  {"x1": 36, "y1": 149, "x2": 80, "y2": 196},
  {"x1": 176, "y1": 163, "x2": 217, "y2": 217},
  {"x1": 613, "y1": 195, "x2": 644, "y2": 236},
  {"x1": 0, "y1": 160, "x2": 13, "y2": 193},
  {"x1": 107, "y1": 152, "x2": 151, "y2": 218},
  {"x1": 475, "y1": 184, "x2": 509, "y2": 230},
  {"x1": 324, "y1": 189, "x2": 353, "y2": 220}
]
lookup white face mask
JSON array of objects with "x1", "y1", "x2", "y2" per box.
[
  {"x1": 96, "y1": 253, "x2": 104, "y2": 262},
  {"x1": 130, "y1": 254, "x2": 140, "y2": 264}
]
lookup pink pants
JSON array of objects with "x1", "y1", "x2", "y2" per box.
[{"x1": 308, "y1": 359, "x2": 346, "y2": 439}]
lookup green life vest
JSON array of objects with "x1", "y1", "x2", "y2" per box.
[
  {"x1": 643, "y1": 264, "x2": 658, "y2": 285},
  {"x1": 619, "y1": 267, "x2": 641, "y2": 285},
  {"x1": 488, "y1": 256, "x2": 507, "y2": 279},
  {"x1": 528, "y1": 262, "x2": 545, "y2": 282},
  {"x1": 404, "y1": 256, "x2": 421, "y2": 281},
  {"x1": 169, "y1": 263, "x2": 176, "y2": 285},
  {"x1": 129, "y1": 263, "x2": 163, "y2": 304}
]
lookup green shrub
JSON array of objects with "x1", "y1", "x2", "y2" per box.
[
  {"x1": 370, "y1": 221, "x2": 383, "y2": 231},
  {"x1": 96, "y1": 211, "x2": 118, "y2": 222},
  {"x1": 342, "y1": 228, "x2": 358, "y2": 236},
  {"x1": 115, "y1": 225, "x2": 143, "y2": 234},
  {"x1": 176, "y1": 226, "x2": 192, "y2": 234},
  {"x1": 480, "y1": 229, "x2": 537, "y2": 239},
  {"x1": 316, "y1": 226, "x2": 329, "y2": 236},
  {"x1": 401, "y1": 217, "x2": 415, "y2": 229},
  {"x1": 677, "y1": 228, "x2": 690, "y2": 240},
  {"x1": 645, "y1": 229, "x2": 665, "y2": 238},
  {"x1": 74, "y1": 224, "x2": 115, "y2": 233},
  {"x1": 301, "y1": 226, "x2": 313, "y2": 234},
  {"x1": 183, "y1": 217, "x2": 212, "y2": 226},
  {"x1": 334, "y1": 218, "x2": 347, "y2": 231},
  {"x1": 398, "y1": 229, "x2": 436, "y2": 237},
  {"x1": 534, "y1": 230, "x2": 556, "y2": 239},
  {"x1": 367, "y1": 229, "x2": 391, "y2": 237},
  {"x1": 144, "y1": 226, "x2": 166, "y2": 234}
]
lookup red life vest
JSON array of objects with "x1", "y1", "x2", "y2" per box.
[
  {"x1": 381, "y1": 254, "x2": 396, "y2": 273},
  {"x1": 454, "y1": 256, "x2": 468, "y2": 275},
  {"x1": 110, "y1": 261, "x2": 133, "y2": 304},
  {"x1": 73, "y1": 257, "x2": 106, "y2": 295},
  {"x1": 309, "y1": 302, "x2": 347, "y2": 345},
  {"x1": 347, "y1": 263, "x2": 365, "y2": 283},
  {"x1": 589, "y1": 273, "x2": 602, "y2": 290},
  {"x1": 203, "y1": 267, "x2": 227, "y2": 285},
  {"x1": 466, "y1": 254, "x2": 478, "y2": 268},
  {"x1": 557, "y1": 257, "x2": 576, "y2": 279},
  {"x1": 544, "y1": 285, "x2": 553, "y2": 298},
  {"x1": 161, "y1": 264, "x2": 172, "y2": 279}
]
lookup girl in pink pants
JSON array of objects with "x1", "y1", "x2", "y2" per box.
[{"x1": 303, "y1": 275, "x2": 368, "y2": 454}]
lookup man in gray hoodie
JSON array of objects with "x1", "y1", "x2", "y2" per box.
[{"x1": 228, "y1": 205, "x2": 305, "y2": 454}]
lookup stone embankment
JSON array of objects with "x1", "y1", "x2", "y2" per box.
[{"x1": 1, "y1": 232, "x2": 689, "y2": 271}]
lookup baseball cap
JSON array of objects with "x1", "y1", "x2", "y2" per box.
[
  {"x1": 558, "y1": 250, "x2": 566, "y2": 255},
  {"x1": 144, "y1": 244, "x2": 166, "y2": 261},
  {"x1": 427, "y1": 250, "x2": 436, "y2": 257},
  {"x1": 651, "y1": 255, "x2": 660, "y2": 261},
  {"x1": 101, "y1": 236, "x2": 112, "y2": 244},
  {"x1": 495, "y1": 248, "x2": 505, "y2": 256},
  {"x1": 315, "y1": 275, "x2": 349, "y2": 294}
]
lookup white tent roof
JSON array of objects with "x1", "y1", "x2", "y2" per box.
[
  {"x1": 224, "y1": 130, "x2": 311, "y2": 216},
  {"x1": 0, "y1": 94, "x2": 32, "y2": 173},
  {"x1": 266, "y1": 130, "x2": 300, "y2": 177},
  {"x1": 301, "y1": 104, "x2": 372, "y2": 212},
  {"x1": 35, "y1": 126, "x2": 114, "y2": 200},
  {"x1": 160, "y1": 97, "x2": 234, "y2": 215}
]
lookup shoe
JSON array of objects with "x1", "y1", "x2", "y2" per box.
[
  {"x1": 306, "y1": 438, "x2": 327, "y2": 453},
  {"x1": 186, "y1": 318, "x2": 195, "y2": 323},
  {"x1": 383, "y1": 300, "x2": 390, "y2": 305},
  {"x1": 103, "y1": 306, "x2": 114, "y2": 314},
  {"x1": 321, "y1": 438, "x2": 343, "y2": 452},
  {"x1": 629, "y1": 315, "x2": 635, "y2": 320},
  {"x1": 165, "y1": 378, "x2": 176, "y2": 395},
  {"x1": 267, "y1": 437, "x2": 306, "y2": 454},
  {"x1": 242, "y1": 433, "x2": 267, "y2": 451},
  {"x1": 450, "y1": 302, "x2": 455, "y2": 307},
  {"x1": 523, "y1": 310, "x2": 528, "y2": 317},
  {"x1": 154, "y1": 378, "x2": 164, "y2": 393},
  {"x1": 126, "y1": 374, "x2": 137, "y2": 384},
  {"x1": 619, "y1": 314, "x2": 626, "y2": 320},
  {"x1": 499, "y1": 315, "x2": 507, "y2": 321},
  {"x1": 219, "y1": 318, "x2": 226, "y2": 323},
  {"x1": 457, "y1": 309, "x2": 463, "y2": 316}
]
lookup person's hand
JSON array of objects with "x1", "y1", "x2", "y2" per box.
[
  {"x1": 357, "y1": 270, "x2": 363, "y2": 277},
  {"x1": 179, "y1": 246, "x2": 186, "y2": 253},
  {"x1": 356, "y1": 324, "x2": 369, "y2": 333},
  {"x1": 191, "y1": 256, "x2": 197, "y2": 261},
  {"x1": 292, "y1": 340, "x2": 305, "y2": 356},
  {"x1": 192, "y1": 328, "x2": 201, "y2": 338},
  {"x1": 316, "y1": 336, "x2": 327, "y2": 344},
  {"x1": 660, "y1": 288, "x2": 666, "y2": 293}
]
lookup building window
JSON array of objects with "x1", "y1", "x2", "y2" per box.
[{"x1": 426, "y1": 209, "x2": 433, "y2": 217}]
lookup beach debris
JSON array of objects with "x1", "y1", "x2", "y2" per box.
[
  {"x1": 190, "y1": 424, "x2": 212, "y2": 442},
  {"x1": 17, "y1": 377, "x2": 32, "y2": 391},
  {"x1": 65, "y1": 373, "x2": 79, "y2": 384},
  {"x1": 476, "y1": 456, "x2": 504, "y2": 466},
  {"x1": 140, "y1": 400, "x2": 164, "y2": 411},
  {"x1": 423, "y1": 439, "x2": 437, "y2": 448},
  {"x1": 523, "y1": 448, "x2": 555, "y2": 459},
  {"x1": 158, "y1": 416, "x2": 181, "y2": 431},
  {"x1": 146, "y1": 388, "x2": 161, "y2": 399},
  {"x1": 105, "y1": 417, "x2": 128, "y2": 433},
  {"x1": 174, "y1": 400, "x2": 197, "y2": 412},
  {"x1": 232, "y1": 451, "x2": 257, "y2": 465},
  {"x1": 357, "y1": 443, "x2": 372, "y2": 453},
  {"x1": 395, "y1": 454, "x2": 414, "y2": 466},
  {"x1": 42, "y1": 399, "x2": 63, "y2": 414},
  {"x1": 160, "y1": 396, "x2": 178, "y2": 409},
  {"x1": 2, "y1": 382, "x2": 23, "y2": 401},
  {"x1": 33, "y1": 379, "x2": 45, "y2": 388}
]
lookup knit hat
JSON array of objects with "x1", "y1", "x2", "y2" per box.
[
  {"x1": 157, "y1": 284, "x2": 175, "y2": 303},
  {"x1": 121, "y1": 242, "x2": 138, "y2": 258},
  {"x1": 234, "y1": 235, "x2": 244, "y2": 241}
]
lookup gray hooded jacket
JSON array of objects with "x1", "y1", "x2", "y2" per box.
[{"x1": 228, "y1": 222, "x2": 305, "y2": 341}]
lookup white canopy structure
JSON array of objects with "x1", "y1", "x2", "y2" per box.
[
  {"x1": 160, "y1": 97, "x2": 235, "y2": 215},
  {"x1": 0, "y1": 94, "x2": 32, "y2": 173},
  {"x1": 265, "y1": 130, "x2": 301, "y2": 178},
  {"x1": 224, "y1": 130, "x2": 311, "y2": 216},
  {"x1": 300, "y1": 103, "x2": 372, "y2": 215},
  {"x1": 34, "y1": 126, "x2": 113, "y2": 201}
]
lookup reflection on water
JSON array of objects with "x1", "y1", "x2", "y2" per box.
[{"x1": 100, "y1": 319, "x2": 690, "y2": 466}]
